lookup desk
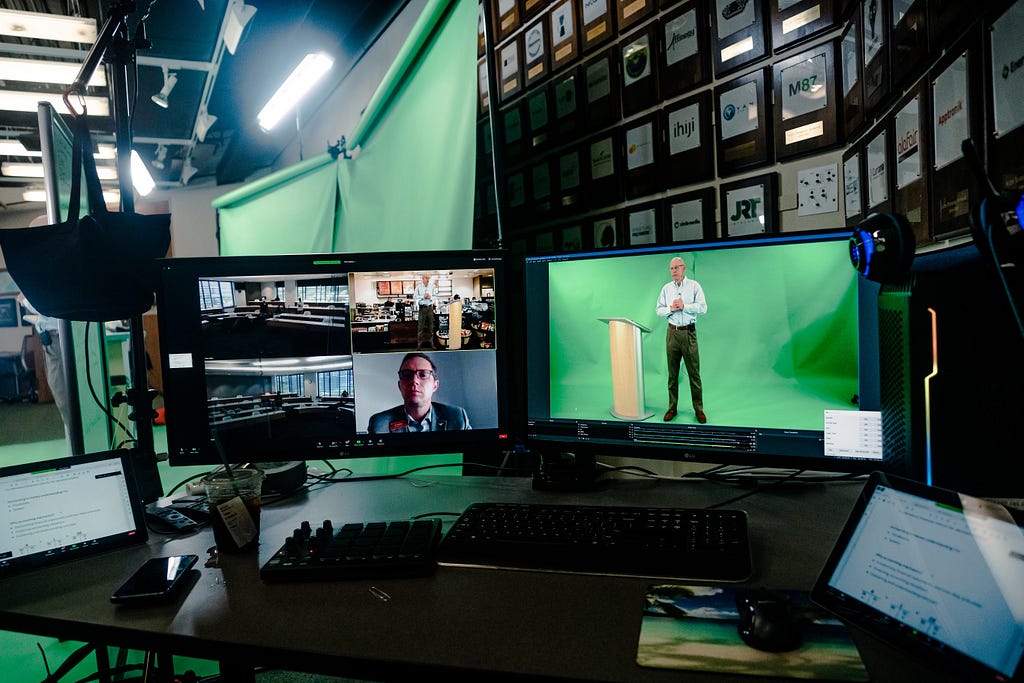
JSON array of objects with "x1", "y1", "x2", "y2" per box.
[{"x1": 0, "y1": 475, "x2": 863, "y2": 682}]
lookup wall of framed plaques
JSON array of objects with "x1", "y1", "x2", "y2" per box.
[{"x1": 473, "y1": 0, "x2": 1023, "y2": 256}]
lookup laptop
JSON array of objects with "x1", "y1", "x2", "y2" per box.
[
  {"x1": 812, "y1": 471, "x2": 1024, "y2": 682},
  {"x1": 0, "y1": 450, "x2": 148, "y2": 578}
]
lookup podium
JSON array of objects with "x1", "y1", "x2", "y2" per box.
[
  {"x1": 598, "y1": 317, "x2": 654, "y2": 420},
  {"x1": 447, "y1": 300, "x2": 463, "y2": 350}
]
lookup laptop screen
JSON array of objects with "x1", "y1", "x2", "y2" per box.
[
  {"x1": 812, "y1": 472, "x2": 1024, "y2": 681},
  {"x1": 0, "y1": 451, "x2": 148, "y2": 577}
]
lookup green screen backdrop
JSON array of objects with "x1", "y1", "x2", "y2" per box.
[{"x1": 546, "y1": 241, "x2": 860, "y2": 431}]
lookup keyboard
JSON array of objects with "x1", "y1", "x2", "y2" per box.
[
  {"x1": 260, "y1": 518, "x2": 442, "y2": 582},
  {"x1": 435, "y1": 502, "x2": 752, "y2": 582}
]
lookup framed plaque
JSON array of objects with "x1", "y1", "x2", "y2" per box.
[
  {"x1": 498, "y1": 39, "x2": 522, "y2": 102},
  {"x1": 557, "y1": 144, "x2": 585, "y2": 213},
  {"x1": 523, "y1": 0, "x2": 550, "y2": 21},
  {"x1": 586, "y1": 130, "x2": 623, "y2": 207},
  {"x1": 590, "y1": 210, "x2": 623, "y2": 249},
  {"x1": 662, "y1": 187, "x2": 717, "y2": 242},
  {"x1": 710, "y1": 0, "x2": 770, "y2": 78},
  {"x1": 493, "y1": 0, "x2": 520, "y2": 42},
  {"x1": 561, "y1": 223, "x2": 584, "y2": 252},
  {"x1": 842, "y1": 142, "x2": 866, "y2": 227},
  {"x1": 549, "y1": 0, "x2": 580, "y2": 72},
  {"x1": 715, "y1": 67, "x2": 772, "y2": 176},
  {"x1": 616, "y1": 0, "x2": 656, "y2": 33},
  {"x1": 621, "y1": 24, "x2": 659, "y2": 117},
  {"x1": 839, "y1": 11, "x2": 865, "y2": 139},
  {"x1": 796, "y1": 161, "x2": 839, "y2": 217},
  {"x1": 663, "y1": 89, "x2": 715, "y2": 188},
  {"x1": 987, "y1": 0, "x2": 1024, "y2": 197},
  {"x1": 530, "y1": 156, "x2": 556, "y2": 220},
  {"x1": 627, "y1": 201, "x2": 660, "y2": 245},
  {"x1": 772, "y1": 41, "x2": 840, "y2": 161},
  {"x1": 506, "y1": 169, "x2": 529, "y2": 228},
  {"x1": 477, "y1": 118, "x2": 492, "y2": 166},
  {"x1": 927, "y1": 0, "x2": 974, "y2": 52},
  {"x1": 624, "y1": 114, "x2": 663, "y2": 199},
  {"x1": 862, "y1": 0, "x2": 890, "y2": 115},
  {"x1": 552, "y1": 66, "x2": 583, "y2": 138},
  {"x1": 526, "y1": 87, "x2": 553, "y2": 150},
  {"x1": 523, "y1": 16, "x2": 550, "y2": 88},
  {"x1": 533, "y1": 230, "x2": 556, "y2": 254},
  {"x1": 771, "y1": 0, "x2": 836, "y2": 53},
  {"x1": 584, "y1": 48, "x2": 621, "y2": 130},
  {"x1": 501, "y1": 100, "x2": 526, "y2": 164},
  {"x1": 930, "y1": 30, "x2": 982, "y2": 239},
  {"x1": 478, "y1": 3, "x2": 487, "y2": 58},
  {"x1": 659, "y1": 0, "x2": 712, "y2": 99},
  {"x1": 581, "y1": 0, "x2": 616, "y2": 53},
  {"x1": 478, "y1": 59, "x2": 490, "y2": 115},
  {"x1": 890, "y1": 0, "x2": 926, "y2": 91},
  {"x1": 864, "y1": 119, "x2": 892, "y2": 215},
  {"x1": 720, "y1": 172, "x2": 779, "y2": 238},
  {"x1": 891, "y1": 84, "x2": 930, "y2": 244}
]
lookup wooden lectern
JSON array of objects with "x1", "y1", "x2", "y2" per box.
[
  {"x1": 598, "y1": 317, "x2": 654, "y2": 420},
  {"x1": 447, "y1": 300, "x2": 463, "y2": 350}
]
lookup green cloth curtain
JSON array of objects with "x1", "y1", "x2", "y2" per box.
[
  {"x1": 335, "y1": 0, "x2": 476, "y2": 252},
  {"x1": 212, "y1": 0, "x2": 476, "y2": 255}
]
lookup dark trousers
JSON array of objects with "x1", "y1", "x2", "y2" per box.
[
  {"x1": 666, "y1": 326, "x2": 702, "y2": 411},
  {"x1": 417, "y1": 305, "x2": 434, "y2": 346}
]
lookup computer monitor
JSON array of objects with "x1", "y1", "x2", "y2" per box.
[
  {"x1": 156, "y1": 250, "x2": 510, "y2": 466},
  {"x1": 522, "y1": 229, "x2": 897, "y2": 476}
]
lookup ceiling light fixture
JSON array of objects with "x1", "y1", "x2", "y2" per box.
[
  {"x1": 0, "y1": 91, "x2": 110, "y2": 116},
  {"x1": 0, "y1": 140, "x2": 41, "y2": 157},
  {"x1": 130, "y1": 150, "x2": 156, "y2": 196},
  {"x1": 223, "y1": 1, "x2": 257, "y2": 55},
  {"x1": 23, "y1": 188, "x2": 119, "y2": 205},
  {"x1": 151, "y1": 66, "x2": 178, "y2": 108},
  {"x1": 151, "y1": 144, "x2": 168, "y2": 170},
  {"x1": 3, "y1": 161, "x2": 117, "y2": 180},
  {"x1": 257, "y1": 52, "x2": 334, "y2": 132},
  {"x1": 0, "y1": 8, "x2": 97, "y2": 43},
  {"x1": 196, "y1": 0, "x2": 206, "y2": 9},
  {"x1": 0, "y1": 57, "x2": 106, "y2": 87},
  {"x1": 195, "y1": 106, "x2": 217, "y2": 142},
  {"x1": 181, "y1": 156, "x2": 198, "y2": 185}
]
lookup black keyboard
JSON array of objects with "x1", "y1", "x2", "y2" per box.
[
  {"x1": 260, "y1": 518, "x2": 442, "y2": 582},
  {"x1": 435, "y1": 502, "x2": 752, "y2": 581}
]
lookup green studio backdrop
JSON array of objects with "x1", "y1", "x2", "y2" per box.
[
  {"x1": 547, "y1": 241, "x2": 860, "y2": 431},
  {"x1": 214, "y1": 0, "x2": 475, "y2": 256}
]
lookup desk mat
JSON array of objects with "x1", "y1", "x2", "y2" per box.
[{"x1": 637, "y1": 584, "x2": 867, "y2": 680}]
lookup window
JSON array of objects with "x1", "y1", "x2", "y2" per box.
[
  {"x1": 198, "y1": 279, "x2": 235, "y2": 310},
  {"x1": 272, "y1": 374, "x2": 303, "y2": 395},
  {"x1": 296, "y1": 279, "x2": 348, "y2": 305},
  {"x1": 317, "y1": 369, "x2": 353, "y2": 397}
]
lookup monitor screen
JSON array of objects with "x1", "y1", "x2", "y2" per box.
[
  {"x1": 156, "y1": 250, "x2": 510, "y2": 465},
  {"x1": 523, "y1": 230, "x2": 892, "y2": 473}
]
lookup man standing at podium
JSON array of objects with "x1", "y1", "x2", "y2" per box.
[
  {"x1": 414, "y1": 274, "x2": 437, "y2": 350},
  {"x1": 656, "y1": 256, "x2": 708, "y2": 424}
]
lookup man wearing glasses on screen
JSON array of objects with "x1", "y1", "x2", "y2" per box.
[{"x1": 367, "y1": 353, "x2": 471, "y2": 433}]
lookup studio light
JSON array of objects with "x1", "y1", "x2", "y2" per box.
[
  {"x1": 151, "y1": 144, "x2": 168, "y2": 170},
  {"x1": 0, "y1": 8, "x2": 97, "y2": 43},
  {"x1": 181, "y1": 156, "x2": 198, "y2": 185},
  {"x1": 195, "y1": 107, "x2": 217, "y2": 142},
  {"x1": 849, "y1": 212, "x2": 915, "y2": 283},
  {"x1": 223, "y1": 1, "x2": 257, "y2": 55},
  {"x1": 0, "y1": 57, "x2": 106, "y2": 87},
  {"x1": 151, "y1": 67, "x2": 178, "y2": 109},
  {"x1": 130, "y1": 150, "x2": 156, "y2": 196},
  {"x1": 257, "y1": 52, "x2": 334, "y2": 132},
  {"x1": 0, "y1": 91, "x2": 109, "y2": 116}
]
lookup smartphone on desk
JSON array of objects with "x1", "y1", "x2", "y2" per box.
[{"x1": 110, "y1": 554, "x2": 199, "y2": 605}]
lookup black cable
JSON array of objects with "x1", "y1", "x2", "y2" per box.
[
  {"x1": 306, "y1": 461, "x2": 511, "y2": 483},
  {"x1": 84, "y1": 321, "x2": 137, "y2": 445},
  {"x1": 36, "y1": 642, "x2": 51, "y2": 677},
  {"x1": 705, "y1": 469, "x2": 807, "y2": 509}
]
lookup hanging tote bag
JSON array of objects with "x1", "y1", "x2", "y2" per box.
[{"x1": 0, "y1": 117, "x2": 171, "y2": 322}]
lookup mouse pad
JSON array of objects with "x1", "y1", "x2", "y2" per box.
[{"x1": 637, "y1": 584, "x2": 867, "y2": 680}]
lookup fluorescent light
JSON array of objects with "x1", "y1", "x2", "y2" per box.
[
  {"x1": 130, "y1": 150, "x2": 155, "y2": 196},
  {"x1": 95, "y1": 144, "x2": 116, "y2": 160},
  {"x1": 223, "y1": 1, "x2": 257, "y2": 55},
  {"x1": 257, "y1": 52, "x2": 334, "y2": 132},
  {"x1": 0, "y1": 91, "x2": 109, "y2": 116},
  {"x1": 0, "y1": 8, "x2": 98, "y2": 43},
  {"x1": 151, "y1": 67, "x2": 177, "y2": 108},
  {"x1": 23, "y1": 188, "x2": 119, "y2": 204},
  {"x1": 3, "y1": 161, "x2": 117, "y2": 180},
  {"x1": 0, "y1": 57, "x2": 106, "y2": 87},
  {"x1": 0, "y1": 140, "x2": 41, "y2": 157}
]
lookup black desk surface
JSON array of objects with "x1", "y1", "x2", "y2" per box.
[{"x1": 0, "y1": 474, "x2": 865, "y2": 682}]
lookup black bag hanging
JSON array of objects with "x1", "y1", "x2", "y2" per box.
[{"x1": 0, "y1": 117, "x2": 171, "y2": 322}]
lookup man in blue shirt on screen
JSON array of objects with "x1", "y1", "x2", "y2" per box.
[
  {"x1": 656, "y1": 256, "x2": 708, "y2": 424},
  {"x1": 367, "y1": 352, "x2": 471, "y2": 433}
]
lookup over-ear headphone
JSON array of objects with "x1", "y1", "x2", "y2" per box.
[{"x1": 849, "y1": 212, "x2": 915, "y2": 283}]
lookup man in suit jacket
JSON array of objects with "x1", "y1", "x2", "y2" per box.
[{"x1": 367, "y1": 352, "x2": 471, "y2": 433}]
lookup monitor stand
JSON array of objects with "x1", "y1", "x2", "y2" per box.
[{"x1": 532, "y1": 450, "x2": 605, "y2": 491}]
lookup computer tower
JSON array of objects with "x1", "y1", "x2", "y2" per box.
[{"x1": 877, "y1": 244, "x2": 1024, "y2": 496}]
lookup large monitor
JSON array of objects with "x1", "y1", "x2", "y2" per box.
[
  {"x1": 156, "y1": 250, "x2": 509, "y2": 466},
  {"x1": 523, "y1": 229, "x2": 896, "y2": 475}
]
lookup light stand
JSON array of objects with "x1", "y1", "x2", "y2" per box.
[{"x1": 66, "y1": 1, "x2": 162, "y2": 504}]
